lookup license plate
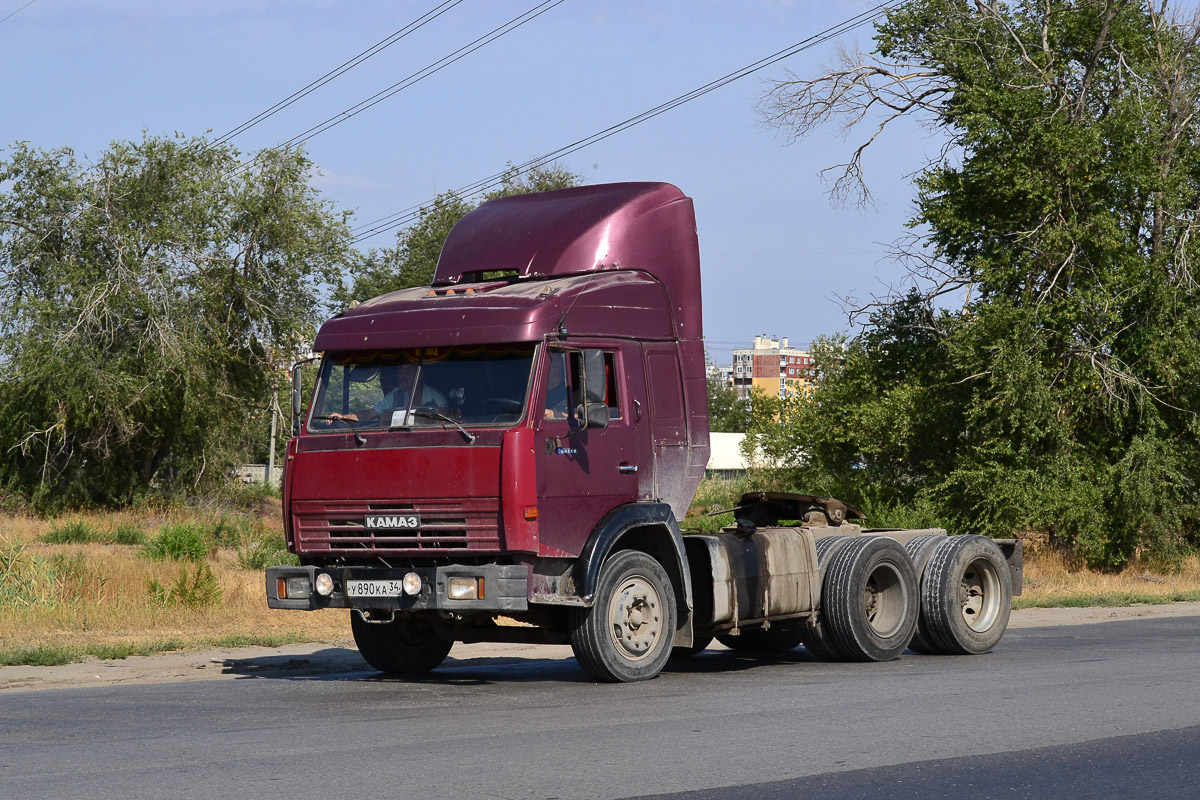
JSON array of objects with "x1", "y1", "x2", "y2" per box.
[
  {"x1": 364, "y1": 513, "x2": 421, "y2": 530},
  {"x1": 346, "y1": 579, "x2": 405, "y2": 597}
]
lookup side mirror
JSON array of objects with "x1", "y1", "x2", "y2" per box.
[
  {"x1": 291, "y1": 363, "x2": 304, "y2": 436},
  {"x1": 583, "y1": 349, "x2": 606, "y2": 404},
  {"x1": 290, "y1": 356, "x2": 320, "y2": 436},
  {"x1": 583, "y1": 401, "x2": 609, "y2": 429},
  {"x1": 579, "y1": 349, "x2": 609, "y2": 430}
]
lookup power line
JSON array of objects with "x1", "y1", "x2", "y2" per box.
[
  {"x1": 707, "y1": 251, "x2": 884, "y2": 257},
  {"x1": 210, "y1": 0, "x2": 465, "y2": 148},
  {"x1": 0, "y1": 0, "x2": 40, "y2": 26},
  {"x1": 350, "y1": 1, "x2": 903, "y2": 245},
  {"x1": 232, "y1": 0, "x2": 565, "y2": 176},
  {"x1": 349, "y1": 1, "x2": 902, "y2": 241}
]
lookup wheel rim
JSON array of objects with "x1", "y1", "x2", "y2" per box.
[
  {"x1": 959, "y1": 556, "x2": 1002, "y2": 632},
  {"x1": 863, "y1": 563, "x2": 908, "y2": 639},
  {"x1": 607, "y1": 573, "x2": 665, "y2": 661}
]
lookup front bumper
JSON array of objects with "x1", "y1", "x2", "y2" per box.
[{"x1": 266, "y1": 564, "x2": 529, "y2": 612}]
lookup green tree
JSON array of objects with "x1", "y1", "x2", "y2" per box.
[
  {"x1": 338, "y1": 163, "x2": 583, "y2": 304},
  {"x1": 706, "y1": 374, "x2": 751, "y2": 432},
  {"x1": 759, "y1": 1, "x2": 1200, "y2": 566},
  {"x1": 0, "y1": 135, "x2": 352, "y2": 508}
]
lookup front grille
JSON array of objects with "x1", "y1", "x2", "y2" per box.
[{"x1": 293, "y1": 498, "x2": 502, "y2": 555}]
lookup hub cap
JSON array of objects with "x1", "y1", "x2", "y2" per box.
[
  {"x1": 863, "y1": 563, "x2": 907, "y2": 638},
  {"x1": 959, "y1": 557, "x2": 1002, "y2": 632},
  {"x1": 608, "y1": 574, "x2": 664, "y2": 661}
]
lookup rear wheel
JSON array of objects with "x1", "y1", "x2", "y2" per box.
[
  {"x1": 351, "y1": 611, "x2": 453, "y2": 675},
  {"x1": 800, "y1": 536, "x2": 853, "y2": 661},
  {"x1": 903, "y1": 534, "x2": 947, "y2": 654},
  {"x1": 821, "y1": 537, "x2": 919, "y2": 662},
  {"x1": 569, "y1": 550, "x2": 677, "y2": 682},
  {"x1": 920, "y1": 535, "x2": 1012, "y2": 655}
]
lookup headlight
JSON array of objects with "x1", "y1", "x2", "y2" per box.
[
  {"x1": 403, "y1": 572, "x2": 422, "y2": 596},
  {"x1": 284, "y1": 577, "x2": 312, "y2": 599},
  {"x1": 314, "y1": 572, "x2": 334, "y2": 597},
  {"x1": 447, "y1": 577, "x2": 479, "y2": 600}
]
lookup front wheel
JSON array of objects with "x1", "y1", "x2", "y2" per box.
[
  {"x1": 351, "y1": 611, "x2": 453, "y2": 675},
  {"x1": 569, "y1": 550, "x2": 677, "y2": 682}
]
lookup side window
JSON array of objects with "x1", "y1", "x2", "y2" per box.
[
  {"x1": 604, "y1": 351, "x2": 621, "y2": 420},
  {"x1": 544, "y1": 349, "x2": 620, "y2": 421}
]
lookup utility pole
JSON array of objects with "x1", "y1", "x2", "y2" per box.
[{"x1": 266, "y1": 403, "x2": 278, "y2": 486}]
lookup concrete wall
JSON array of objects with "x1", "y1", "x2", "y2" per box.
[{"x1": 235, "y1": 464, "x2": 283, "y2": 488}]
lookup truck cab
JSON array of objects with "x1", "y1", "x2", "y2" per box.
[{"x1": 269, "y1": 183, "x2": 712, "y2": 680}]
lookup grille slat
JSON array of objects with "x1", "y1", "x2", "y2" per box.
[{"x1": 293, "y1": 498, "x2": 501, "y2": 555}]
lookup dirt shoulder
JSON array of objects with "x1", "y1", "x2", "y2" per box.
[{"x1": 4, "y1": 602, "x2": 1199, "y2": 694}]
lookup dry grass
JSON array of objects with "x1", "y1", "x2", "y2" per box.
[
  {"x1": 0, "y1": 505, "x2": 347, "y2": 663},
  {"x1": 1016, "y1": 547, "x2": 1200, "y2": 608}
]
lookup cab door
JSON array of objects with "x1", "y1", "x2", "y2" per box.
[{"x1": 533, "y1": 344, "x2": 643, "y2": 557}]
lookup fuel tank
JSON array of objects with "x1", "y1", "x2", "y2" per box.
[{"x1": 684, "y1": 528, "x2": 820, "y2": 629}]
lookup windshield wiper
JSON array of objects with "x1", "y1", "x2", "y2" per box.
[
  {"x1": 312, "y1": 415, "x2": 367, "y2": 446},
  {"x1": 411, "y1": 408, "x2": 476, "y2": 443}
]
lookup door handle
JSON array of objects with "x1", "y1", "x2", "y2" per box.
[{"x1": 618, "y1": 464, "x2": 638, "y2": 474}]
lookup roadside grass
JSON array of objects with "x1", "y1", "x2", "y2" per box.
[
  {"x1": 0, "y1": 501, "x2": 343, "y2": 667},
  {"x1": 1016, "y1": 547, "x2": 1200, "y2": 609},
  {"x1": 0, "y1": 631, "x2": 318, "y2": 667}
]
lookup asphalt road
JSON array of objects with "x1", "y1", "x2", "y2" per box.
[{"x1": 2, "y1": 616, "x2": 1199, "y2": 800}]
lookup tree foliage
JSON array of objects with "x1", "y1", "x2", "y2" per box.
[
  {"x1": 337, "y1": 163, "x2": 583, "y2": 304},
  {"x1": 0, "y1": 135, "x2": 352, "y2": 508},
  {"x1": 706, "y1": 375, "x2": 783, "y2": 433},
  {"x1": 707, "y1": 375, "x2": 750, "y2": 432},
  {"x1": 757, "y1": 1, "x2": 1200, "y2": 566}
]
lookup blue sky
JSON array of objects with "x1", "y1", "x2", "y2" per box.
[{"x1": 3, "y1": 0, "x2": 943, "y2": 361}]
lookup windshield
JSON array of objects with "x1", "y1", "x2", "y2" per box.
[{"x1": 308, "y1": 344, "x2": 536, "y2": 432}]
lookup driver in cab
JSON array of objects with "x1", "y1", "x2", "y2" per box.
[{"x1": 331, "y1": 365, "x2": 424, "y2": 425}]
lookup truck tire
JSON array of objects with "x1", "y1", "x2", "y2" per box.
[
  {"x1": 569, "y1": 550, "x2": 677, "y2": 682},
  {"x1": 799, "y1": 536, "x2": 853, "y2": 661},
  {"x1": 903, "y1": 534, "x2": 947, "y2": 654},
  {"x1": 821, "y1": 536, "x2": 919, "y2": 662},
  {"x1": 919, "y1": 535, "x2": 1013, "y2": 655},
  {"x1": 350, "y1": 611, "x2": 453, "y2": 675},
  {"x1": 715, "y1": 623, "x2": 802, "y2": 653}
]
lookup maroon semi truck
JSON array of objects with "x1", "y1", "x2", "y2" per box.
[{"x1": 266, "y1": 182, "x2": 1021, "y2": 682}]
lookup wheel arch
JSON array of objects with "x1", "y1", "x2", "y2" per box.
[{"x1": 575, "y1": 502, "x2": 695, "y2": 647}]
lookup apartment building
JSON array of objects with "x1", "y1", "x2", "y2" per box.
[{"x1": 731, "y1": 335, "x2": 816, "y2": 400}]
